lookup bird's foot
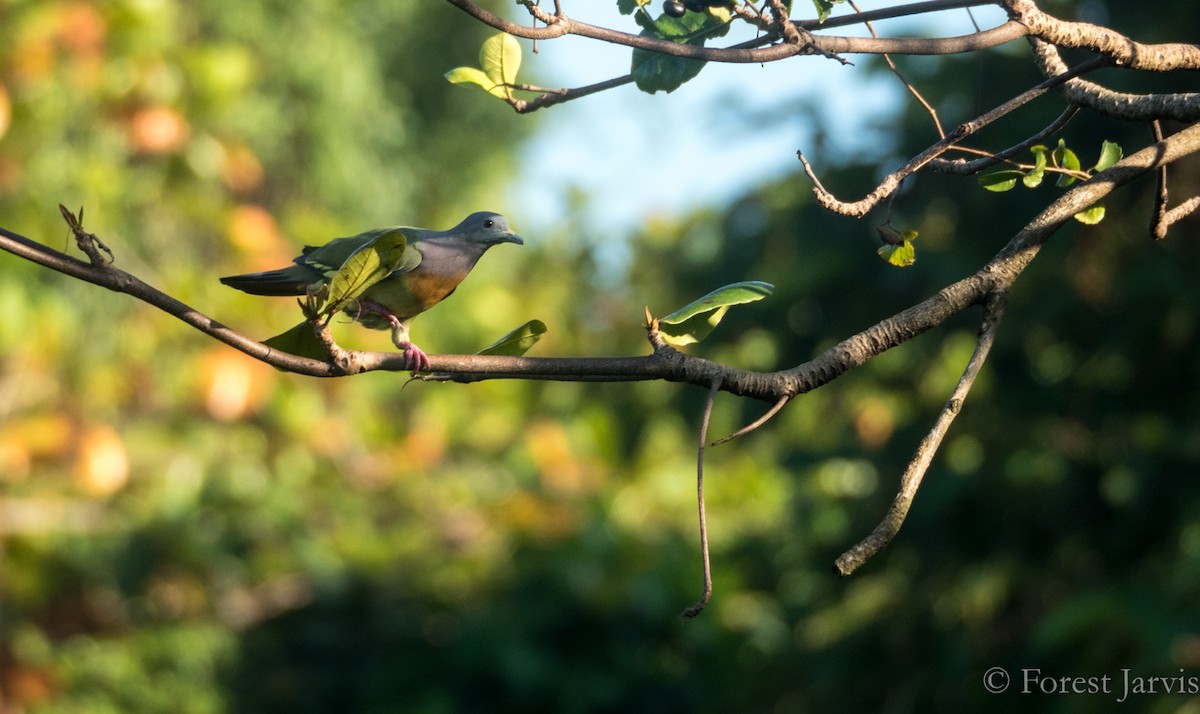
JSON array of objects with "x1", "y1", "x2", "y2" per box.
[{"x1": 395, "y1": 341, "x2": 430, "y2": 372}]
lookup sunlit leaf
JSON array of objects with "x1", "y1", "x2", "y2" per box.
[
  {"x1": 877, "y1": 240, "x2": 916, "y2": 267},
  {"x1": 1074, "y1": 202, "x2": 1106, "y2": 224},
  {"x1": 1094, "y1": 140, "x2": 1123, "y2": 172},
  {"x1": 1023, "y1": 146, "x2": 1047, "y2": 187},
  {"x1": 812, "y1": 0, "x2": 844, "y2": 22},
  {"x1": 477, "y1": 320, "x2": 547, "y2": 356},
  {"x1": 979, "y1": 170, "x2": 1023, "y2": 192},
  {"x1": 480, "y1": 33, "x2": 521, "y2": 99},
  {"x1": 444, "y1": 66, "x2": 504, "y2": 97},
  {"x1": 658, "y1": 281, "x2": 774, "y2": 346},
  {"x1": 1053, "y1": 139, "x2": 1081, "y2": 187},
  {"x1": 324, "y1": 230, "x2": 408, "y2": 312},
  {"x1": 445, "y1": 33, "x2": 522, "y2": 99}
]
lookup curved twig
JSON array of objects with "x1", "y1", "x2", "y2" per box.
[
  {"x1": 711, "y1": 395, "x2": 790, "y2": 446},
  {"x1": 682, "y1": 378, "x2": 721, "y2": 619},
  {"x1": 1004, "y1": 0, "x2": 1200, "y2": 72},
  {"x1": 929, "y1": 104, "x2": 1079, "y2": 175},
  {"x1": 834, "y1": 290, "x2": 1008, "y2": 576},
  {"x1": 799, "y1": 58, "x2": 1105, "y2": 217}
]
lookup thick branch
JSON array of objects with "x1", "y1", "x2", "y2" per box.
[
  {"x1": 1005, "y1": 0, "x2": 1200, "y2": 71},
  {"x1": 444, "y1": 0, "x2": 1024, "y2": 64},
  {"x1": 1023, "y1": 38, "x2": 1200, "y2": 121}
]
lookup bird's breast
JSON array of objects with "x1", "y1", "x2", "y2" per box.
[{"x1": 402, "y1": 270, "x2": 469, "y2": 311}]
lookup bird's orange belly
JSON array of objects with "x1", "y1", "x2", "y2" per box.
[{"x1": 357, "y1": 269, "x2": 468, "y2": 324}]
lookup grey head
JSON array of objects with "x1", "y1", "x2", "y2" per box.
[{"x1": 449, "y1": 211, "x2": 523, "y2": 247}]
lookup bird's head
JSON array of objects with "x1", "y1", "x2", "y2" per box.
[{"x1": 458, "y1": 211, "x2": 523, "y2": 247}]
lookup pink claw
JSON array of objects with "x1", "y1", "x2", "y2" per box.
[{"x1": 397, "y1": 341, "x2": 430, "y2": 372}]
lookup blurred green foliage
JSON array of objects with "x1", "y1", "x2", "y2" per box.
[{"x1": 2, "y1": 2, "x2": 1200, "y2": 713}]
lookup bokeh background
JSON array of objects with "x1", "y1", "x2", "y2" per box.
[{"x1": 1, "y1": 1, "x2": 1199, "y2": 712}]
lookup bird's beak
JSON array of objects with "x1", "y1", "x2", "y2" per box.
[{"x1": 501, "y1": 232, "x2": 523, "y2": 246}]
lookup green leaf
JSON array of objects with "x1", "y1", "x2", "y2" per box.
[
  {"x1": 1074, "y1": 202, "x2": 1106, "y2": 225},
  {"x1": 877, "y1": 240, "x2": 916, "y2": 267},
  {"x1": 1023, "y1": 145, "x2": 1048, "y2": 187},
  {"x1": 658, "y1": 281, "x2": 774, "y2": 347},
  {"x1": 479, "y1": 33, "x2": 521, "y2": 99},
  {"x1": 262, "y1": 322, "x2": 333, "y2": 362},
  {"x1": 812, "y1": 0, "x2": 844, "y2": 22},
  {"x1": 1053, "y1": 139, "x2": 1081, "y2": 187},
  {"x1": 978, "y1": 170, "x2": 1023, "y2": 192},
  {"x1": 1094, "y1": 140, "x2": 1123, "y2": 172},
  {"x1": 444, "y1": 66, "x2": 502, "y2": 97},
  {"x1": 617, "y1": 0, "x2": 651, "y2": 14},
  {"x1": 477, "y1": 320, "x2": 547, "y2": 356},
  {"x1": 631, "y1": 11, "x2": 728, "y2": 94},
  {"x1": 324, "y1": 230, "x2": 409, "y2": 314}
]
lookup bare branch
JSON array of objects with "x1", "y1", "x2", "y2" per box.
[
  {"x1": 799, "y1": 58, "x2": 1104, "y2": 218},
  {"x1": 834, "y1": 291, "x2": 1007, "y2": 576},
  {"x1": 682, "y1": 379, "x2": 721, "y2": 619},
  {"x1": 1023, "y1": 38, "x2": 1200, "y2": 121},
  {"x1": 711, "y1": 395, "x2": 790, "y2": 446},
  {"x1": 929, "y1": 104, "x2": 1079, "y2": 175},
  {"x1": 848, "y1": 0, "x2": 945, "y2": 138},
  {"x1": 1004, "y1": 0, "x2": 1200, "y2": 71},
  {"x1": 443, "y1": 0, "x2": 1025, "y2": 65}
]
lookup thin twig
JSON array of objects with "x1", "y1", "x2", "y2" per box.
[
  {"x1": 682, "y1": 378, "x2": 721, "y2": 619},
  {"x1": 849, "y1": 0, "x2": 944, "y2": 138},
  {"x1": 1150, "y1": 120, "x2": 1170, "y2": 239},
  {"x1": 711, "y1": 395, "x2": 790, "y2": 446},
  {"x1": 929, "y1": 104, "x2": 1079, "y2": 175},
  {"x1": 445, "y1": 0, "x2": 1023, "y2": 64},
  {"x1": 834, "y1": 290, "x2": 1008, "y2": 576},
  {"x1": 798, "y1": 57, "x2": 1105, "y2": 218}
]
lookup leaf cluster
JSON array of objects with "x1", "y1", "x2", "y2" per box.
[{"x1": 979, "y1": 139, "x2": 1123, "y2": 224}]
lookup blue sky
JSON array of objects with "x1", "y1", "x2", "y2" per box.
[{"x1": 509, "y1": 2, "x2": 1010, "y2": 239}]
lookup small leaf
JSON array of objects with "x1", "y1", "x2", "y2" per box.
[
  {"x1": 479, "y1": 33, "x2": 521, "y2": 98},
  {"x1": 445, "y1": 66, "x2": 503, "y2": 97},
  {"x1": 324, "y1": 230, "x2": 408, "y2": 314},
  {"x1": 706, "y1": 5, "x2": 732, "y2": 22},
  {"x1": 1053, "y1": 139, "x2": 1081, "y2": 187},
  {"x1": 877, "y1": 240, "x2": 916, "y2": 267},
  {"x1": 1074, "y1": 202, "x2": 1106, "y2": 225},
  {"x1": 812, "y1": 0, "x2": 844, "y2": 22},
  {"x1": 1094, "y1": 140, "x2": 1123, "y2": 172},
  {"x1": 617, "y1": 0, "x2": 651, "y2": 13},
  {"x1": 631, "y1": 11, "x2": 728, "y2": 94},
  {"x1": 661, "y1": 281, "x2": 774, "y2": 324},
  {"x1": 1023, "y1": 145, "x2": 1048, "y2": 187},
  {"x1": 979, "y1": 170, "x2": 1024, "y2": 192},
  {"x1": 658, "y1": 281, "x2": 773, "y2": 347},
  {"x1": 477, "y1": 320, "x2": 547, "y2": 356},
  {"x1": 263, "y1": 322, "x2": 333, "y2": 362}
]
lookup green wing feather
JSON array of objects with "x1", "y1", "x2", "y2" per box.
[{"x1": 300, "y1": 227, "x2": 427, "y2": 276}]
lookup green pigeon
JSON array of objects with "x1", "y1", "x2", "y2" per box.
[{"x1": 220, "y1": 211, "x2": 523, "y2": 370}]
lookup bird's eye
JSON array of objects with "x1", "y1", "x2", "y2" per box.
[{"x1": 484, "y1": 219, "x2": 494, "y2": 228}]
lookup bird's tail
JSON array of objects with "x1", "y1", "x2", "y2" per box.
[{"x1": 219, "y1": 265, "x2": 314, "y2": 296}]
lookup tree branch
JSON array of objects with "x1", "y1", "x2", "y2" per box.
[
  {"x1": 834, "y1": 291, "x2": 1007, "y2": 576},
  {"x1": 443, "y1": 0, "x2": 1025, "y2": 64},
  {"x1": 798, "y1": 58, "x2": 1104, "y2": 218}
]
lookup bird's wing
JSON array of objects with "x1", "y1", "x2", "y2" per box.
[{"x1": 299, "y1": 227, "x2": 426, "y2": 277}]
